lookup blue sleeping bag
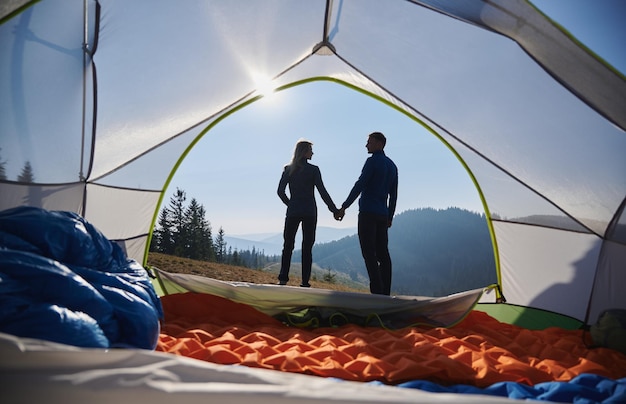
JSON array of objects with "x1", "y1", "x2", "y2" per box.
[{"x1": 0, "y1": 206, "x2": 163, "y2": 349}]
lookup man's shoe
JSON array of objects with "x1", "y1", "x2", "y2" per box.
[
  {"x1": 300, "y1": 283, "x2": 311, "y2": 288},
  {"x1": 278, "y1": 280, "x2": 287, "y2": 285}
]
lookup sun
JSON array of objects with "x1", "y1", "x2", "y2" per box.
[{"x1": 253, "y1": 74, "x2": 278, "y2": 101}]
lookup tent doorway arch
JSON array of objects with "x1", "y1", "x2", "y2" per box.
[{"x1": 151, "y1": 78, "x2": 500, "y2": 298}]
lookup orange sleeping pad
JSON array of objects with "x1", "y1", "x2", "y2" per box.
[{"x1": 156, "y1": 292, "x2": 626, "y2": 387}]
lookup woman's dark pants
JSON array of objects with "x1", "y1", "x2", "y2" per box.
[{"x1": 278, "y1": 215, "x2": 316, "y2": 285}]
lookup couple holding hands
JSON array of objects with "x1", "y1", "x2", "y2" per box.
[{"x1": 277, "y1": 132, "x2": 398, "y2": 295}]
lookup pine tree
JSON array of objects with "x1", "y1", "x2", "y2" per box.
[
  {"x1": 167, "y1": 188, "x2": 187, "y2": 257},
  {"x1": 214, "y1": 227, "x2": 227, "y2": 263},
  {"x1": 251, "y1": 246, "x2": 258, "y2": 268},
  {"x1": 227, "y1": 246, "x2": 233, "y2": 264},
  {"x1": 17, "y1": 161, "x2": 34, "y2": 183},
  {"x1": 0, "y1": 148, "x2": 7, "y2": 180},
  {"x1": 149, "y1": 188, "x2": 281, "y2": 267},
  {"x1": 323, "y1": 266, "x2": 336, "y2": 283},
  {"x1": 231, "y1": 249, "x2": 240, "y2": 265},
  {"x1": 151, "y1": 208, "x2": 174, "y2": 254},
  {"x1": 184, "y1": 198, "x2": 215, "y2": 261}
]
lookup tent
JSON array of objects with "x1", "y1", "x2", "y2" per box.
[
  {"x1": 2, "y1": 0, "x2": 624, "y2": 324},
  {"x1": 1, "y1": 0, "x2": 625, "y2": 402}
]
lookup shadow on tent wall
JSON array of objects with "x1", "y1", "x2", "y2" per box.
[{"x1": 477, "y1": 244, "x2": 603, "y2": 331}]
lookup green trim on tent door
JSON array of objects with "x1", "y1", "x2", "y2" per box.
[{"x1": 145, "y1": 77, "x2": 503, "y2": 301}]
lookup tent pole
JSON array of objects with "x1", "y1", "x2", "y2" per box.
[{"x1": 80, "y1": 0, "x2": 87, "y2": 184}]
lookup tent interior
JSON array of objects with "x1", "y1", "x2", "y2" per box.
[{"x1": 1, "y1": 0, "x2": 625, "y2": 403}]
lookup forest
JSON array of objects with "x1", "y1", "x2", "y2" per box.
[
  {"x1": 151, "y1": 188, "x2": 495, "y2": 296},
  {"x1": 295, "y1": 207, "x2": 496, "y2": 296},
  {"x1": 150, "y1": 188, "x2": 278, "y2": 269}
]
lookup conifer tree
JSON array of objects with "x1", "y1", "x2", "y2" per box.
[
  {"x1": 167, "y1": 188, "x2": 187, "y2": 257},
  {"x1": 231, "y1": 249, "x2": 240, "y2": 265},
  {"x1": 184, "y1": 198, "x2": 215, "y2": 261},
  {"x1": 151, "y1": 208, "x2": 174, "y2": 254},
  {"x1": 150, "y1": 188, "x2": 277, "y2": 268},
  {"x1": 214, "y1": 227, "x2": 227, "y2": 263},
  {"x1": 17, "y1": 161, "x2": 34, "y2": 183},
  {"x1": 0, "y1": 148, "x2": 7, "y2": 180}
]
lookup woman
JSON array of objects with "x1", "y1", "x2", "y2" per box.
[{"x1": 277, "y1": 139, "x2": 339, "y2": 287}]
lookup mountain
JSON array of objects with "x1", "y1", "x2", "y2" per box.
[
  {"x1": 296, "y1": 207, "x2": 497, "y2": 297},
  {"x1": 221, "y1": 235, "x2": 283, "y2": 256},
  {"x1": 223, "y1": 208, "x2": 497, "y2": 297},
  {"x1": 224, "y1": 226, "x2": 357, "y2": 256}
]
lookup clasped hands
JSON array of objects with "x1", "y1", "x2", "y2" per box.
[{"x1": 334, "y1": 207, "x2": 346, "y2": 221}]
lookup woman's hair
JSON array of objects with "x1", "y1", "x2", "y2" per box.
[{"x1": 287, "y1": 140, "x2": 312, "y2": 175}]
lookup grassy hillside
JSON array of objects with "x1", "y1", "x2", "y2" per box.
[
  {"x1": 149, "y1": 208, "x2": 495, "y2": 297},
  {"x1": 147, "y1": 252, "x2": 367, "y2": 293},
  {"x1": 308, "y1": 207, "x2": 496, "y2": 296}
]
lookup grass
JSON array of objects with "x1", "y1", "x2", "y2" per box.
[{"x1": 147, "y1": 252, "x2": 367, "y2": 293}]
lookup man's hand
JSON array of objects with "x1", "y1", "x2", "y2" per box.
[{"x1": 334, "y1": 208, "x2": 346, "y2": 221}]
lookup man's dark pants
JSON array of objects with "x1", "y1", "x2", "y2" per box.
[{"x1": 358, "y1": 212, "x2": 391, "y2": 295}]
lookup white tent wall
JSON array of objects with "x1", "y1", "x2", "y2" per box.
[
  {"x1": 91, "y1": 122, "x2": 208, "y2": 189},
  {"x1": 0, "y1": 182, "x2": 85, "y2": 213},
  {"x1": 0, "y1": 0, "x2": 90, "y2": 184},
  {"x1": 1, "y1": 0, "x2": 625, "y2": 328},
  {"x1": 421, "y1": 0, "x2": 626, "y2": 131},
  {"x1": 592, "y1": 240, "x2": 626, "y2": 320},
  {"x1": 83, "y1": 183, "x2": 161, "y2": 259},
  {"x1": 493, "y1": 221, "x2": 602, "y2": 321},
  {"x1": 89, "y1": 1, "x2": 325, "y2": 182},
  {"x1": 319, "y1": 0, "x2": 625, "y2": 239},
  {"x1": 0, "y1": 332, "x2": 514, "y2": 404}
]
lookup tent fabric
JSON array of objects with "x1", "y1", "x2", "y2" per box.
[
  {"x1": 1, "y1": 1, "x2": 625, "y2": 402},
  {"x1": 0, "y1": 333, "x2": 517, "y2": 404},
  {"x1": 156, "y1": 292, "x2": 626, "y2": 402},
  {"x1": 0, "y1": 206, "x2": 163, "y2": 349},
  {"x1": 0, "y1": 0, "x2": 624, "y2": 327},
  {"x1": 156, "y1": 269, "x2": 485, "y2": 326},
  {"x1": 1, "y1": 12, "x2": 626, "y2": 404}
]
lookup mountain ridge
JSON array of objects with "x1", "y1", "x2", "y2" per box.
[
  {"x1": 224, "y1": 207, "x2": 497, "y2": 297},
  {"x1": 224, "y1": 226, "x2": 357, "y2": 256}
]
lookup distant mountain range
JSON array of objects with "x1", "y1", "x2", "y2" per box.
[
  {"x1": 301, "y1": 207, "x2": 497, "y2": 296},
  {"x1": 223, "y1": 207, "x2": 497, "y2": 297},
  {"x1": 224, "y1": 226, "x2": 357, "y2": 256}
]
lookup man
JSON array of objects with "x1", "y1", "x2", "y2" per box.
[{"x1": 336, "y1": 132, "x2": 398, "y2": 295}]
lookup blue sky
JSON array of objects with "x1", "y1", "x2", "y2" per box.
[{"x1": 168, "y1": 1, "x2": 626, "y2": 236}]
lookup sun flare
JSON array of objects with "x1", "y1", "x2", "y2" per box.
[{"x1": 253, "y1": 74, "x2": 278, "y2": 101}]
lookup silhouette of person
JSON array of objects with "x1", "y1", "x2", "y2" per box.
[
  {"x1": 335, "y1": 132, "x2": 398, "y2": 295},
  {"x1": 277, "y1": 139, "x2": 339, "y2": 287}
]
